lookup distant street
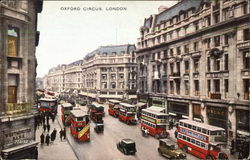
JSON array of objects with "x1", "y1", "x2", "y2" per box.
[{"x1": 57, "y1": 103, "x2": 199, "y2": 160}]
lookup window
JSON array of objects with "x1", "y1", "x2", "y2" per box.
[
  {"x1": 243, "y1": 79, "x2": 250, "y2": 100},
  {"x1": 157, "y1": 52, "x2": 161, "y2": 59},
  {"x1": 111, "y1": 74, "x2": 116, "y2": 80},
  {"x1": 170, "y1": 81, "x2": 174, "y2": 94},
  {"x1": 118, "y1": 67, "x2": 124, "y2": 72},
  {"x1": 170, "y1": 63, "x2": 174, "y2": 75},
  {"x1": 101, "y1": 68, "x2": 107, "y2": 72},
  {"x1": 193, "y1": 104, "x2": 201, "y2": 119},
  {"x1": 187, "y1": 124, "x2": 192, "y2": 129},
  {"x1": 201, "y1": 143, "x2": 205, "y2": 148},
  {"x1": 170, "y1": 48, "x2": 174, "y2": 56},
  {"x1": 184, "y1": 80, "x2": 189, "y2": 95},
  {"x1": 193, "y1": 59, "x2": 199, "y2": 72},
  {"x1": 163, "y1": 50, "x2": 168, "y2": 58},
  {"x1": 197, "y1": 127, "x2": 201, "y2": 132},
  {"x1": 224, "y1": 34, "x2": 229, "y2": 45},
  {"x1": 177, "y1": 47, "x2": 181, "y2": 55},
  {"x1": 194, "y1": 21, "x2": 199, "y2": 31},
  {"x1": 187, "y1": 137, "x2": 190, "y2": 142},
  {"x1": 194, "y1": 80, "x2": 199, "y2": 92},
  {"x1": 224, "y1": 54, "x2": 228, "y2": 70},
  {"x1": 193, "y1": 42, "x2": 199, "y2": 51},
  {"x1": 224, "y1": 79, "x2": 229, "y2": 93},
  {"x1": 202, "y1": 129, "x2": 207, "y2": 134},
  {"x1": 214, "y1": 13, "x2": 220, "y2": 23},
  {"x1": 191, "y1": 139, "x2": 195, "y2": 144},
  {"x1": 119, "y1": 73, "x2": 124, "y2": 79},
  {"x1": 111, "y1": 82, "x2": 116, "y2": 89},
  {"x1": 243, "y1": 51, "x2": 250, "y2": 69},
  {"x1": 214, "y1": 79, "x2": 220, "y2": 92},
  {"x1": 184, "y1": 44, "x2": 189, "y2": 53},
  {"x1": 243, "y1": 29, "x2": 250, "y2": 41},
  {"x1": 8, "y1": 74, "x2": 18, "y2": 103},
  {"x1": 208, "y1": 80, "x2": 211, "y2": 93},
  {"x1": 196, "y1": 141, "x2": 201, "y2": 146},
  {"x1": 243, "y1": 3, "x2": 248, "y2": 15},
  {"x1": 8, "y1": 26, "x2": 19, "y2": 57},
  {"x1": 101, "y1": 74, "x2": 107, "y2": 80},
  {"x1": 214, "y1": 58, "x2": 220, "y2": 71},
  {"x1": 223, "y1": 8, "x2": 230, "y2": 20},
  {"x1": 214, "y1": 36, "x2": 220, "y2": 47},
  {"x1": 183, "y1": 135, "x2": 187, "y2": 140},
  {"x1": 207, "y1": 57, "x2": 211, "y2": 72},
  {"x1": 185, "y1": 61, "x2": 189, "y2": 73}
]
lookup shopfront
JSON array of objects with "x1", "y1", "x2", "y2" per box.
[
  {"x1": 151, "y1": 97, "x2": 164, "y2": 108},
  {"x1": 168, "y1": 102, "x2": 189, "y2": 121},
  {"x1": 207, "y1": 106, "x2": 228, "y2": 133}
]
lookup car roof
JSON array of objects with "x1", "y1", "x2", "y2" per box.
[
  {"x1": 160, "y1": 139, "x2": 175, "y2": 145},
  {"x1": 122, "y1": 138, "x2": 135, "y2": 144}
]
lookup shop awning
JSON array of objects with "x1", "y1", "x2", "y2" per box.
[
  {"x1": 237, "y1": 130, "x2": 250, "y2": 136},
  {"x1": 136, "y1": 102, "x2": 146, "y2": 108},
  {"x1": 1, "y1": 141, "x2": 39, "y2": 154},
  {"x1": 79, "y1": 92, "x2": 88, "y2": 96},
  {"x1": 99, "y1": 95, "x2": 123, "y2": 99},
  {"x1": 128, "y1": 95, "x2": 137, "y2": 99},
  {"x1": 148, "y1": 106, "x2": 165, "y2": 112}
]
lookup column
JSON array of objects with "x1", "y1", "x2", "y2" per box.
[{"x1": 189, "y1": 102, "x2": 193, "y2": 120}]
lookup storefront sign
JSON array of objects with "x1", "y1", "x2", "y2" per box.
[
  {"x1": 4, "y1": 128, "x2": 32, "y2": 148},
  {"x1": 180, "y1": 128, "x2": 207, "y2": 142}
]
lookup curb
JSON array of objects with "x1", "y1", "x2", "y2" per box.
[{"x1": 56, "y1": 116, "x2": 79, "y2": 160}]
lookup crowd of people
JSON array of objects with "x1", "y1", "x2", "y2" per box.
[{"x1": 36, "y1": 112, "x2": 66, "y2": 146}]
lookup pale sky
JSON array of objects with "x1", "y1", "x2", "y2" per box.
[{"x1": 36, "y1": 1, "x2": 178, "y2": 77}]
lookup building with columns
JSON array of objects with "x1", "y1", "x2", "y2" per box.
[
  {"x1": 81, "y1": 44, "x2": 137, "y2": 103},
  {"x1": 136, "y1": 0, "x2": 249, "y2": 143},
  {"x1": 0, "y1": 0, "x2": 43, "y2": 159}
]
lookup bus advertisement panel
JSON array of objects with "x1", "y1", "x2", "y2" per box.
[{"x1": 177, "y1": 119, "x2": 228, "y2": 160}]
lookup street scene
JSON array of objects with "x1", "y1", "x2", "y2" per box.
[{"x1": 0, "y1": 0, "x2": 250, "y2": 160}]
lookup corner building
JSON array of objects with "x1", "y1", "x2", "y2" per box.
[
  {"x1": 0, "y1": 0, "x2": 42, "y2": 159},
  {"x1": 136, "y1": 0, "x2": 249, "y2": 143},
  {"x1": 81, "y1": 44, "x2": 137, "y2": 103}
]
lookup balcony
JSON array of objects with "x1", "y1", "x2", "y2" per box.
[
  {"x1": 6, "y1": 103, "x2": 31, "y2": 115},
  {"x1": 244, "y1": 92, "x2": 249, "y2": 100},
  {"x1": 210, "y1": 92, "x2": 221, "y2": 99}
]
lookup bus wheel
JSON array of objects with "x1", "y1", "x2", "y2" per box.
[
  {"x1": 206, "y1": 155, "x2": 212, "y2": 160},
  {"x1": 182, "y1": 145, "x2": 188, "y2": 153},
  {"x1": 155, "y1": 134, "x2": 160, "y2": 139}
]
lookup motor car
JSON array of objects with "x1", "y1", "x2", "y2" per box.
[
  {"x1": 117, "y1": 139, "x2": 137, "y2": 155},
  {"x1": 158, "y1": 139, "x2": 186, "y2": 159},
  {"x1": 94, "y1": 123, "x2": 104, "y2": 133}
]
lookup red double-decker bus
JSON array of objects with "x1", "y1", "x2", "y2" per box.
[
  {"x1": 108, "y1": 99, "x2": 121, "y2": 117},
  {"x1": 118, "y1": 103, "x2": 137, "y2": 125},
  {"x1": 177, "y1": 119, "x2": 228, "y2": 160},
  {"x1": 141, "y1": 107, "x2": 168, "y2": 139},
  {"x1": 67, "y1": 110, "x2": 90, "y2": 142},
  {"x1": 61, "y1": 103, "x2": 73, "y2": 125},
  {"x1": 89, "y1": 102, "x2": 104, "y2": 123},
  {"x1": 38, "y1": 98, "x2": 58, "y2": 115}
]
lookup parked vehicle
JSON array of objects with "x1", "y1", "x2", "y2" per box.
[
  {"x1": 117, "y1": 139, "x2": 137, "y2": 155},
  {"x1": 108, "y1": 99, "x2": 121, "y2": 117},
  {"x1": 177, "y1": 119, "x2": 228, "y2": 160},
  {"x1": 61, "y1": 103, "x2": 73, "y2": 125},
  {"x1": 158, "y1": 139, "x2": 186, "y2": 159},
  {"x1": 118, "y1": 103, "x2": 137, "y2": 125},
  {"x1": 38, "y1": 98, "x2": 58, "y2": 115},
  {"x1": 141, "y1": 107, "x2": 168, "y2": 139},
  {"x1": 66, "y1": 110, "x2": 90, "y2": 142},
  {"x1": 94, "y1": 123, "x2": 104, "y2": 133}
]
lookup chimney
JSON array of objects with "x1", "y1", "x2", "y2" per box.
[{"x1": 158, "y1": 5, "x2": 168, "y2": 13}]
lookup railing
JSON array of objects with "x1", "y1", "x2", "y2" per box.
[
  {"x1": 6, "y1": 103, "x2": 31, "y2": 115},
  {"x1": 244, "y1": 92, "x2": 249, "y2": 100},
  {"x1": 210, "y1": 93, "x2": 221, "y2": 99}
]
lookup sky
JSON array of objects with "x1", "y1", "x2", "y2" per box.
[{"x1": 36, "y1": 1, "x2": 178, "y2": 77}]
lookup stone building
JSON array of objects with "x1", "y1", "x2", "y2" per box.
[
  {"x1": 80, "y1": 44, "x2": 137, "y2": 103},
  {"x1": 0, "y1": 0, "x2": 42, "y2": 159},
  {"x1": 136, "y1": 0, "x2": 249, "y2": 142}
]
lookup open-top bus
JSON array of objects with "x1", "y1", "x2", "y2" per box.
[
  {"x1": 89, "y1": 102, "x2": 105, "y2": 123},
  {"x1": 67, "y1": 110, "x2": 90, "y2": 142},
  {"x1": 141, "y1": 107, "x2": 168, "y2": 139},
  {"x1": 118, "y1": 103, "x2": 137, "y2": 125},
  {"x1": 177, "y1": 119, "x2": 228, "y2": 160},
  {"x1": 108, "y1": 99, "x2": 121, "y2": 117},
  {"x1": 61, "y1": 103, "x2": 73, "y2": 125},
  {"x1": 38, "y1": 98, "x2": 58, "y2": 115}
]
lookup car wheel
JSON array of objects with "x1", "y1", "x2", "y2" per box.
[{"x1": 182, "y1": 145, "x2": 188, "y2": 153}]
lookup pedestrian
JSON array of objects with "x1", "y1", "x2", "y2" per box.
[
  {"x1": 47, "y1": 124, "x2": 50, "y2": 132},
  {"x1": 46, "y1": 114, "x2": 49, "y2": 124},
  {"x1": 63, "y1": 127, "x2": 66, "y2": 139},
  {"x1": 42, "y1": 115, "x2": 45, "y2": 124},
  {"x1": 51, "y1": 114, "x2": 55, "y2": 123},
  {"x1": 45, "y1": 134, "x2": 50, "y2": 146},
  {"x1": 59, "y1": 129, "x2": 63, "y2": 141},
  {"x1": 174, "y1": 129, "x2": 178, "y2": 139},
  {"x1": 43, "y1": 124, "x2": 46, "y2": 132},
  {"x1": 40, "y1": 133, "x2": 44, "y2": 144},
  {"x1": 51, "y1": 128, "x2": 57, "y2": 141}
]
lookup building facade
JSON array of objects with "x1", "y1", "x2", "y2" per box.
[
  {"x1": 136, "y1": 0, "x2": 249, "y2": 143},
  {"x1": 81, "y1": 44, "x2": 137, "y2": 103},
  {"x1": 0, "y1": 0, "x2": 42, "y2": 159}
]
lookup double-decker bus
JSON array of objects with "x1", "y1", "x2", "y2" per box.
[
  {"x1": 38, "y1": 98, "x2": 58, "y2": 115},
  {"x1": 108, "y1": 99, "x2": 121, "y2": 117},
  {"x1": 141, "y1": 107, "x2": 168, "y2": 139},
  {"x1": 68, "y1": 110, "x2": 90, "y2": 142},
  {"x1": 118, "y1": 103, "x2": 137, "y2": 125},
  {"x1": 89, "y1": 102, "x2": 104, "y2": 123},
  {"x1": 61, "y1": 103, "x2": 73, "y2": 125},
  {"x1": 177, "y1": 119, "x2": 228, "y2": 160}
]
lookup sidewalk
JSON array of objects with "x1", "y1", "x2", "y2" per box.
[{"x1": 36, "y1": 115, "x2": 78, "y2": 160}]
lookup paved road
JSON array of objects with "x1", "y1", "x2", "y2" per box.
[{"x1": 58, "y1": 103, "x2": 199, "y2": 160}]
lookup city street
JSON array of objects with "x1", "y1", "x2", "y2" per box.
[{"x1": 58, "y1": 103, "x2": 199, "y2": 160}]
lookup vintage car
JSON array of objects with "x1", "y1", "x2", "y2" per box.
[
  {"x1": 158, "y1": 139, "x2": 186, "y2": 159},
  {"x1": 117, "y1": 139, "x2": 137, "y2": 155},
  {"x1": 94, "y1": 123, "x2": 104, "y2": 133}
]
